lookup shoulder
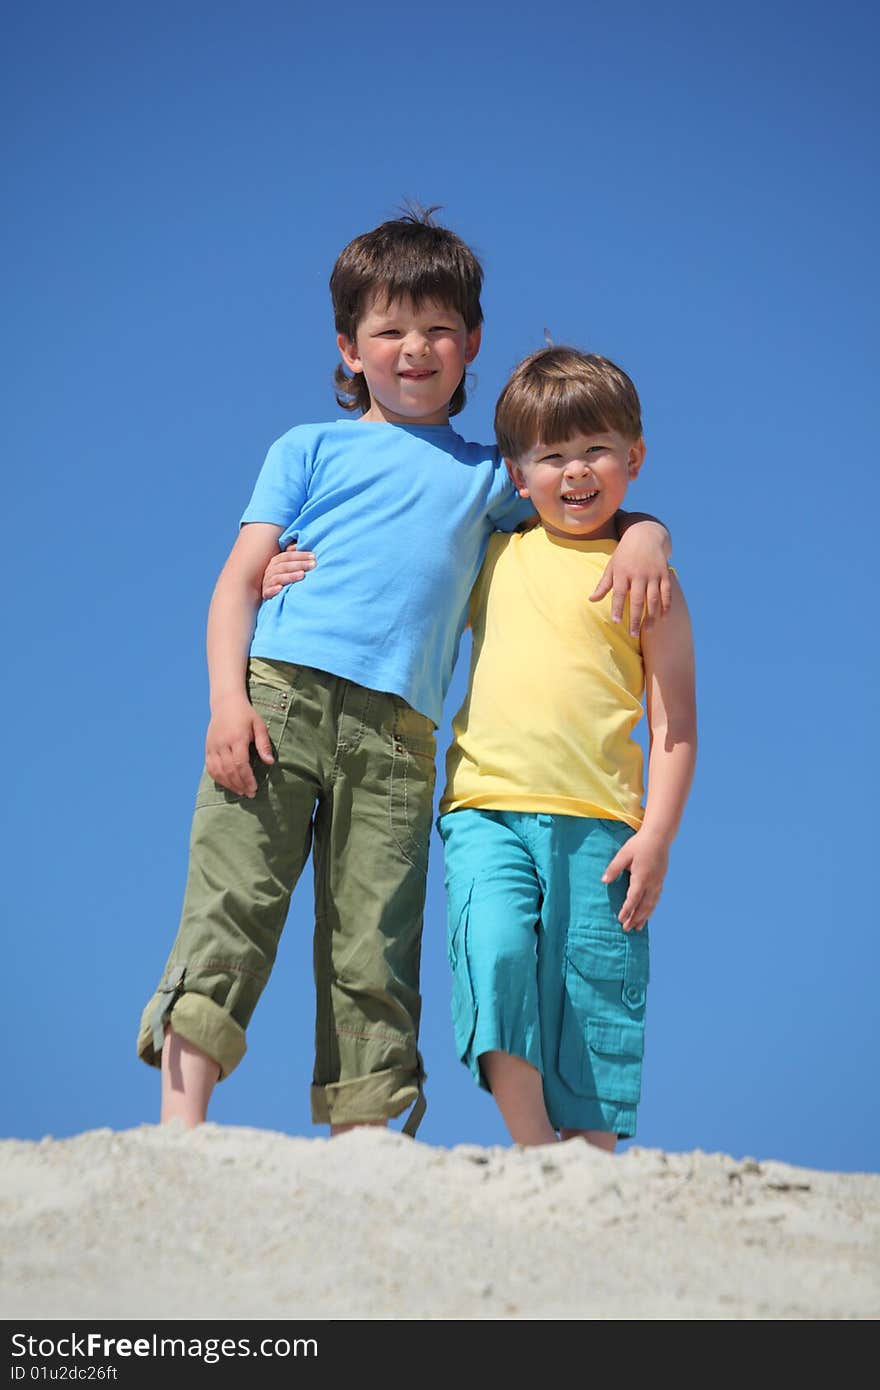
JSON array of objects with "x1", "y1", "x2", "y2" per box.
[
  {"x1": 640, "y1": 570, "x2": 694, "y2": 659},
  {"x1": 481, "y1": 526, "x2": 523, "y2": 582},
  {"x1": 486, "y1": 528, "x2": 515, "y2": 562},
  {"x1": 259, "y1": 422, "x2": 359, "y2": 476},
  {"x1": 445, "y1": 431, "x2": 504, "y2": 467},
  {"x1": 489, "y1": 517, "x2": 542, "y2": 551},
  {"x1": 265, "y1": 421, "x2": 339, "y2": 452}
]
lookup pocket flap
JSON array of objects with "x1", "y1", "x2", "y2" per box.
[
  {"x1": 565, "y1": 924, "x2": 649, "y2": 987},
  {"x1": 565, "y1": 928, "x2": 626, "y2": 983},
  {"x1": 587, "y1": 1016, "x2": 645, "y2": 1061}
]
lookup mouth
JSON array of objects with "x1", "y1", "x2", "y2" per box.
[
  {"x1": 561, "y1": 489, "x2": 599, "y2": 508},
  {"x1": 398, "y1": 369, "x2": 437, "y2": 381}
]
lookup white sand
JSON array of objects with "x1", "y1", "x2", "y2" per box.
[{"x1": 2, "y1": 1124, "x2": 878, "y2": 1321}]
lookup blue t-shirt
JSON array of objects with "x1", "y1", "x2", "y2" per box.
[{"x1": 240, "y1": 420, "x2": 533, "y2": 725}]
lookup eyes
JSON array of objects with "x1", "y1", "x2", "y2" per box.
[
  {"x1": 536, "y1": 445, "x2": 609, "y2": 464},
  {"x1": 374, "y1": 325, "x2": 457, "y2": 338}
]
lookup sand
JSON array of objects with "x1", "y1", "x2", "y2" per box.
[{"x1": 2, "y1": 1123, "x2": 878, "y2": 1321}]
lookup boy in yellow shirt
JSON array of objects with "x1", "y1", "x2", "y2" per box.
[{"x1": 437, "y1": 346, "x2": 697, "y2": 1148}]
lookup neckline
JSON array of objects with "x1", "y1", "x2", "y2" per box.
[
  {"x1": 529, "y1": 523, "x2": 617, "y2": 552},
  {"x1": 337, "y1": 418, "x2": 456, "y2": 437}
]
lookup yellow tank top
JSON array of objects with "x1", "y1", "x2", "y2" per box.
[{"x1": 440, "y1": 524, "x2": 647, "y2": 828}]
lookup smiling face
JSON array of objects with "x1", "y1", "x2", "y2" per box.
[
  {"x1": 336, "y1": 293, "x2": 482, "y2": 426},
  {"x1": 509, "y1": 430, "x2": 646, "y2": 540}
]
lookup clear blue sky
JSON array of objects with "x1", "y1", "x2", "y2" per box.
[{"x1": 4, "y1": 0, "x2": 878, "y2": 1173}]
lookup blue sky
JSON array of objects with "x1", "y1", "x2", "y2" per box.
[{"x1": 4, "y1": 0, "x2": 878, "y2": 1173}]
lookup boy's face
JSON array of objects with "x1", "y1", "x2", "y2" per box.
[
  {"x1": 509, "y1": 430, "x2": 645, "y2": 542},
  {"x1": 337, "y1": 293, "x2": 481, "y2": 426}
]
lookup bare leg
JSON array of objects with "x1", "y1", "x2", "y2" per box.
[
  {"x1": 481, "y1": 1051, "x2": 558, "y2": 1146},
  {"x1": 329, "y1": 1120, "x2": 388, "y2": 1136},
  {"x1": 160, "y1": 1028, "x2": 220, "y2": 1127},
  {"x1": 559, "y1": 1127, "x2": 617, "y2": 1152}
]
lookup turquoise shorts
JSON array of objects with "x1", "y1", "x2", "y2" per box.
[{"x1": 437, "y1": 808, "x2": 650, "y2": 1138}]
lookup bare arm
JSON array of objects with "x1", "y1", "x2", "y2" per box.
[
  {"x1": 617, "y1": 508, "x2": 672, "y2": 558},
  {"x1": 602, "y1": 571, "x2": 697, "y2": 930},
  {"x1": 590, "y1": 508, "x2": 674, "y2": 636},
  {"x1": 204, "y1": 522, "x2": 284, "y2": 796}
]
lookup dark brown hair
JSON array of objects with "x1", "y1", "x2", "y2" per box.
[
  {"x1": 330, "y1": 203, "x2": 483, "y2": 416},
  {"x1": 495, "y1": 346, "x2": 643, "y2": 460}
]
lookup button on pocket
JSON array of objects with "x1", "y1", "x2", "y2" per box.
[{"x1": 624, "y1": 983, "x2": 646, "y2": 1009}]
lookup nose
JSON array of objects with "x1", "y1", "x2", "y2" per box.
[
  {"x1": 564, "y1": 457, "x2": 593, "y2": 481},
  {"x1": 402, "y1": 330, "x2": 431, "y2": 357}
]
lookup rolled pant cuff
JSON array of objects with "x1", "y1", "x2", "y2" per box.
[
  {"x1": 310, "y1": 1066, "x2": 420, "y2": 1126},
  {"x1": 136, "y1": 989, "x2": 246, "y2": 1080}
]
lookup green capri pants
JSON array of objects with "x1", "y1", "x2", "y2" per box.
[{"x1": 137, "y1": 658, "x2": 436, "y2": 1134}]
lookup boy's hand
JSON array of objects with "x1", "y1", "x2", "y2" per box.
[
  {"x1": 601, "y1": 829, "x2": 670, "y2": 932},
  {"x1": 205, "y1": 696, "x2": 275, "y2": 798},
  {"x1": 262, "y1": 542, "x2": 316, "y2": 599},
  {"x1": 590, "y1": 519, "x2": 672, "y2": 636}
]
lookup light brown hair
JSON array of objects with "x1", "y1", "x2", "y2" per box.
[
  {"x1": 330, "y1": 203, "x2": 483, "y2": 416},
  {"x1": 495, "y1": 346, "x2": 643, "y2": 460}
]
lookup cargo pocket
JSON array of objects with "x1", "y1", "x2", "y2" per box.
[
  {"x1": 558, "y1": 924, "x2": 649, "y2": 1105},
  {"x1": 389, "y1": 711, "x2": 437, "y2": 873},
  {"x1": 446, "y1": 878, "x2": 477, "y2": 1065},
  {"x1": 580, "y1": 1017, "x2": 645, "y2": 1106},
  {"x1": 195, "y1": 679, "x2": 294, "y2": 807}
]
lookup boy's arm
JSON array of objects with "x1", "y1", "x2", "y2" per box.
[
  {"x1": 590, "y1": 509, "x2": 673, "y2": 637},
  {"x1": 204, "y1": 522, "x2": 284, "y2": 797},
  {"x1": 602, "y1": 571, "x2": 697, "y2": 931}
]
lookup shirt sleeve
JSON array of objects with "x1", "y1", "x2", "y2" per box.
[
  {"x1": 468, "y1": 531, "x2": 506, "y2": 626},
  {"x1": 239, "y1": 431, "x2": 309, "y2": 528},
  {"x1": 486, "y1": 464, "x2": 536, "y2": 533}
]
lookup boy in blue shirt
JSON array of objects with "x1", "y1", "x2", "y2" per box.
[{"x1": 137, "y1": 208, "x2": 672, "y2": 1138}]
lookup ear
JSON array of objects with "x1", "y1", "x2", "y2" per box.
[
  {"x1": 464, "y1": 324, "x2": 482, "y2": 364},
  {"x1": 337, "y1": 332, "x2": 362, "y2": 375},
  {"x1": 627, "y1": 438, "x2": 647, "y2": 480},
  {"x1": 505, "y1": 457, "x2": 529, "y2": 498}
]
